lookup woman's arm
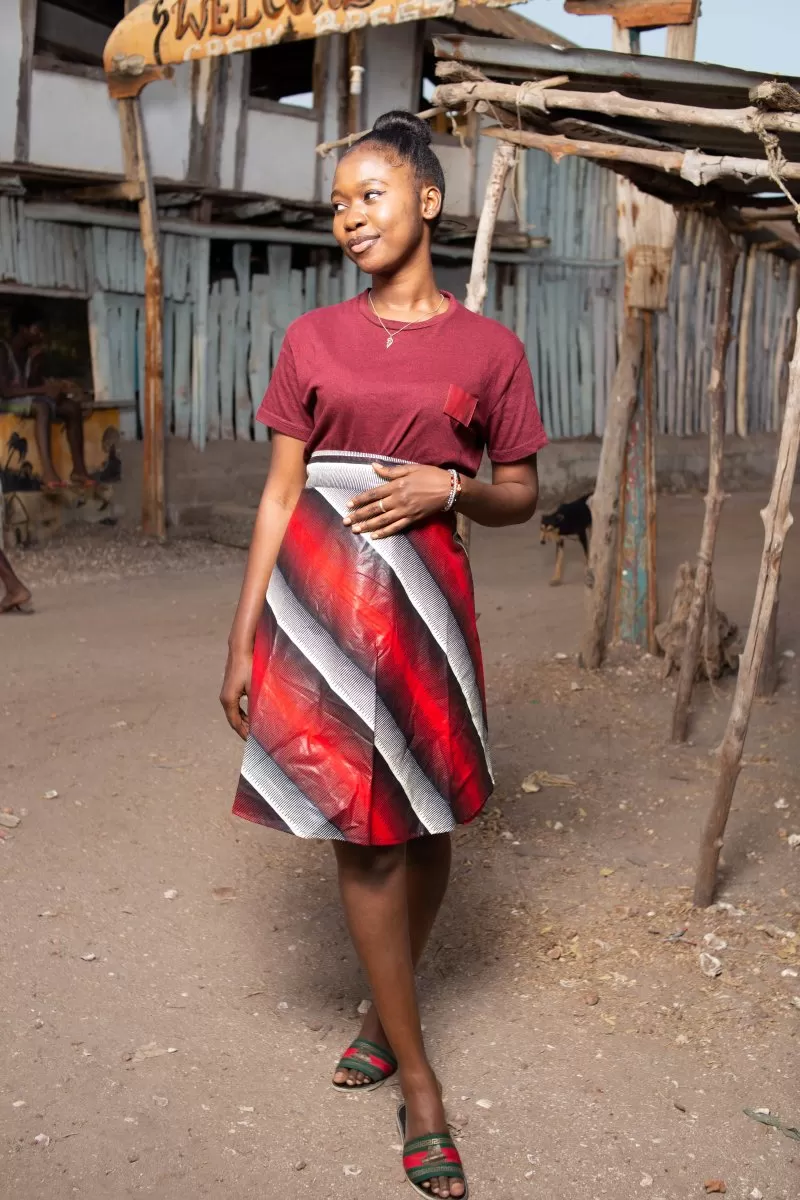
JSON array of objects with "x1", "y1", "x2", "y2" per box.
[
  {"x1": 220, "y1": 433, "x2": 307, "y2": 738},
  {"x1": 343, "y1": 457, "x2": 539, "y2": 538}
]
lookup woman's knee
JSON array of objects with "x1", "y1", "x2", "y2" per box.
[{"x1": 334, "y1": 842, "x2": 405, "y2": 886}]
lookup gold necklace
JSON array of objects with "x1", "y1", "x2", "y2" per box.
[{"x1": 368, "y1": 289, "x2": 446, "y2": 349}]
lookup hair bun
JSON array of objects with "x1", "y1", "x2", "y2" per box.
[{"x1": 372, "y1": 110, "x2": 432, "y2": 147}]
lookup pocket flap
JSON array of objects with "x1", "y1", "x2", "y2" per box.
[{"x1": 444, "y1": 384, "x2": 478, "y2": 428}]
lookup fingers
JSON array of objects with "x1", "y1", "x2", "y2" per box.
[
  {"x1": 344, "y1": 498, "x2": 392, "y2": 529},
  {"x1": 346, "y1": 482, "x2": 393, "y2": 514},
  {"x1": 220, "y1": 690, "x2": 249, "y2": 740},
  {"x1": 371, "y1": 463, "x2": 409, "y2": 480}
]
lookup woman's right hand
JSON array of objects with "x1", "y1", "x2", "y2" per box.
[{"x1": 220, "y1": 645, "x2": 253, "y2": 740}]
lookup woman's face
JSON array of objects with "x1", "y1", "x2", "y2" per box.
[{"x1": 331, "y1": 146, "x2": 441, "y2": 275}]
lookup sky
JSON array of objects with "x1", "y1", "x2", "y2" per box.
[{"x1": 519, "y1": 0, "x2": 800, "y2": 77}]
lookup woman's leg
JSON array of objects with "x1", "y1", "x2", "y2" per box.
[
  {"x1": 31, "y1": 398, "x2": 60, "y2": 484},
  {"x1": 0, "y1": 550, "x2": 32, "y2": 612},
  {"x1": 334, "y1": 840, "x2": 463, "y2": 1198},
  {"x1": 334, "y1": 832, "x2": 451, "y2": 1084},
  {"x1": 55, "y1": 396, "x2": 90, "y2": 481}
]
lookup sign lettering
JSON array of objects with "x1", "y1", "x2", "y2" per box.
[{"x1": 104, "y1": 0, "x2": 506, "y2": 97}]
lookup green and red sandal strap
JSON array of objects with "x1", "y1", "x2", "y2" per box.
[
  {"x1": 333, "y1": 1038, "x2": 397, "y2": 1087},
  {"x1": 403, "y1": 1132, "x2": 467, "y2": 1194}
]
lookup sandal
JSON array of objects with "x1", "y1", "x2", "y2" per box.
[
  {"x1": 332, "y1": 1037, "x2": 397, "y2": 1093},
  {"x1": 41, "y1": 480, "x2": 69, "y2": 493},
  {"x1": 397, "y1": 1102, "x2": 469, "y2": 1198}
]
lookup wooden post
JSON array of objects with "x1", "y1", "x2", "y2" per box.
[
  {"x1": 346, "y1": 31, "x2": 365, "y2": 136},
  {"x1": 15, "y1": 0, "x2": 37, "y2": 164},
  {"x1": 116, "y1": 0, "x2": 166, "y2": 538},
  {"x1": 582, "y1": 314, "x2": 644, "y2": 668},
  {"x1": 694, "y1": 305, "x2": 800, "y2": 907},
  {"x1": 462, "y1": 139, "x2": 517, "y2": 549},
  {"x1": 671, "y1": 235, "x2": 737, "y2": 742},
  {"x1": 133, "y1": 102, "x2": 166, "y2": 539}
]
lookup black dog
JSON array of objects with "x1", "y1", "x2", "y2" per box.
[{"x1": 540, "y1": 494, "x2": 592, "y2": 586}]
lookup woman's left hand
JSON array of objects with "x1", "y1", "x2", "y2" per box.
[{"x1": 343, "y1": 463, "x2": 453, "y2": 539}]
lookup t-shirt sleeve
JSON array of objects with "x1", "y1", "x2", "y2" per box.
[
  {"x1": 255, "y1": 334, "x2": 313, "y2": 442},
  {"x1": 485, "y1": 352, "x2": 548, "y2": 463}
]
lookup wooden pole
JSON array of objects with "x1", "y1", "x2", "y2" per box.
[
  {"x1": 432, "y1": 81, "x2": 800, "y2": 138},
  {"x1": 465, "y1": 140, "x2": 517, "y2": 314},
  {"x1": 346, "y1": 31, "x2": 365, "y2": 137},
  {"x1": 671, "y1": 234, "x2": 737, "y2": 742},
  {"x1": 460, "y1": 139, "x2": 517, "y2": 550},
  {"x1": 694, "y1": 304, "x2": 800, "y2": 907},
  {"x1": 118, "y1": 0, "x2": 166, "y2": 539},
  {"x1": 133, "y1": 102, "x2": 166, "y2": 539},
  {"x1": 644, "y1": 311, "x2": 658, "y2": 653},
  {"x1": 756, "y1": 577, "x2": 780, "y2": 697},
  {"x1": 482, "y1": 127, "x2": 800, "y2": 188},
  {"x1": 582, "y1": 314, "x2": 645, "y2": 668}
]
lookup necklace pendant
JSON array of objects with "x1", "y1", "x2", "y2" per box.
[{"x1": 385, "y1": 335, "x2": 394, "y2": 349}]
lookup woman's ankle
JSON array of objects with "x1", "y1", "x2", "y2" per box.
[{"x1": 399, "y1": 1061, "x2": 438, "y2": 1093}]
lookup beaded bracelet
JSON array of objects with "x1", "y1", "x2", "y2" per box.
[{"x1": 443, "y1": 469, "x2": 462, "y2": 512}]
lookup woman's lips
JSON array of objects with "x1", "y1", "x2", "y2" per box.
[{"x1": 348, "y1": 235, "x2": 379, "y2": 254}]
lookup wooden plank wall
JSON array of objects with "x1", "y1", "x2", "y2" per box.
[
  {"x1": 522, "y1": 152, "x2": 799, "y2": 443},
  {"x1": 1, "y1": 198, "x2": 796, "y2": 445}
]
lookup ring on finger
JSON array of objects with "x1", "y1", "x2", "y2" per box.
[{"x1": 378, "y1": 498, "x2": 386, "y2": 514}]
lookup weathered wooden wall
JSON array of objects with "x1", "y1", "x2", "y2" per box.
[
  {"x1": 1, "y1": 191, "x2": 796, "y2": 450},
  {"x1": 522, "y1": 150, "x2": 800, "y2": 443}
]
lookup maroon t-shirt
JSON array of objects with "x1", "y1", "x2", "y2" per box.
[{"x1": 257, "y1": 290, "x2": 547, "y2": 476}]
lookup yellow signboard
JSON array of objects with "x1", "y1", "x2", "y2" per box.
[{"x1": 104, "y1": 0, "x2": 515, "y2": 98}]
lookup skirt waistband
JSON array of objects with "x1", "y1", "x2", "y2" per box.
[{"x1": 307, "y1": 451, "x2": 415, "y2": 492}]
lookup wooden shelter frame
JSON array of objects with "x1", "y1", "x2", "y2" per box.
[{"x1": 427, "y1": 45, "x2": 800, "y2": 907}]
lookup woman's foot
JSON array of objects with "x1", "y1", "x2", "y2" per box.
[
  {"x1": 402, "y1": 1067, "x2": 465, "y2": 1198},
  {"x1": 0, "y1": 583, "x2": 32, "y2": 613},
  {"x1": 332, "y1": 1004, "x2": 394, "y2": 1088}
]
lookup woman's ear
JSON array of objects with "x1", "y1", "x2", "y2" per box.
[{"x1": 421, "y1": 185, "x2": 443, "y2": 222}]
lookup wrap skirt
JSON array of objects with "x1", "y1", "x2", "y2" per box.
[{"x1": 233, "y1": 451, "x2": 493, "y2": 845}]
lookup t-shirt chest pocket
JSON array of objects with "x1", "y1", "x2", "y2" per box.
[{"x1": 443, "y1": 383, "x2": 479, "y2": 429}]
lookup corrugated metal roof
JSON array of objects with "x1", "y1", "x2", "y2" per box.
[{"x1": 448, "y1": 5, "x2": 575, "y2": 49}]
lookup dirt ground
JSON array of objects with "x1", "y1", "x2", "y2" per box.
[{"x1": 2, "y1": 491, "x2": 799, "y2": 1200}]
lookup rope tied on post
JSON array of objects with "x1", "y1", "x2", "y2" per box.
[{"x1": 749, "y1": 80, "x2": 800, "y2": 226}]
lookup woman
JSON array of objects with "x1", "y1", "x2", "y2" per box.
[{"x1": 221, "y1": 111, "x2": 546, "y2": 1198}]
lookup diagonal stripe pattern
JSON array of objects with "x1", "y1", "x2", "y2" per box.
[{"x1": 233, "y1": 452, "x2": 493, "y2": 845}]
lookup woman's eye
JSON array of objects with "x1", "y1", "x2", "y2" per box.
[
  {"x1": 364, "y1": 190, "x2": 382, "y2": 202},
  {"x1": 332, "y1": 203, "x2": 346, "y2": 213}
]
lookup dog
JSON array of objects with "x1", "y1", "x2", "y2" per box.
[{"x1": 540, "y1": 494, "x2": 592, "y2": 586}]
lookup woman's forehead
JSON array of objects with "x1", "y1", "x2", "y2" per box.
[{"x1": 333, "y1": 146, "x2": 410, "y2": 190}]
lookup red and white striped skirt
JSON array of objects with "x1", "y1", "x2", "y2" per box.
[{"x1": 233, "y1": 452, "x2": 493, "y2": 845}]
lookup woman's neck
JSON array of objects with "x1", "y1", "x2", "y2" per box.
[{"x1": 370, "y1": 260, "x2": 443, "y2": 318}]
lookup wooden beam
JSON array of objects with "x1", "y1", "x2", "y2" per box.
[
  {"x1": 15, "y1": 0, "x2": 37, "y2": 164},
  {"x1": 694, "y1": 301, "x2": 800, "y2": 907},
  {"x1": 432, "y1": 81, "x2": 800, "y2": 137},
  {"x1": 582, "y1": 315, "x2": 645, "y2": 669},
  {"x1": 483, "y1": 126, "x2": 800, "y2": 187},
  {"x1": 671, "y1": 234, "x2": 737, "y2": 743},
  {"x1": 68, "y1": 181, "x2": 144, "y2": 203},
  {"x1": 564, "y1": 0, "x2": 698, "y2": 28}
]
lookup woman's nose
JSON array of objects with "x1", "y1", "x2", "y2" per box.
[{"x1": 344, "y1": 206, "x2": 366, "y2": 231}]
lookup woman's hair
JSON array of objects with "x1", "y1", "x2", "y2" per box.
[{"x1": 347, "y1": 110, "x2": 446, "y2": 223}]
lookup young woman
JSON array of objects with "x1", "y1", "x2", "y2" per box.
[{"x1": 221, "y1": 111, "x2": 546, "y2": 1198}]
